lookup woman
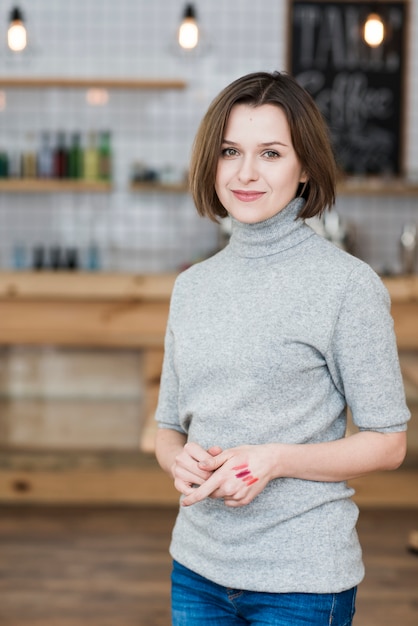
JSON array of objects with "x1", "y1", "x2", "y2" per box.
[{"x1": 155, "y1": 71, "x2": 409, "y2": 626}]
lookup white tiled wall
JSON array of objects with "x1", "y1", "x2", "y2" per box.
[{"x1": 0, "y1": 0, "x2": 417, "y2": 274}]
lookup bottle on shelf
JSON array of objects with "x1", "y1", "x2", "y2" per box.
[
  {"x1": 32, "y1": 245, "x2": 46, "y2": 270},
  {"x1": 98, "y1": 130, "x2": 112, "y2": 181},
  {"x1": 37, "y1": 131, "x2": 54, "y2": 178},
  {"x1": 83, "y1": 131, "x2": 99, "y2": 181},
  {"x1": 64, "y1": 247, "x2": 79, "y2": 270},
  {"x1": 8, "y1": 149, "x2": 22, "y2": 178},
  {"x1": 22, "y1": 132, "x2": 37, "y2": 178},
  {"x1": 12, "y1": 243, "x2": 27, "y2": 269},
  {"x1": 49, "y1": 245, "x2": 62, "y2": 270},
  {"x1": 0, "y1": 151, "x2": 8, "y2": 178},
  {"x1": 0, "y1": 129, "x2": 112, "y2": 185},
  {"x1": 54, "y1": 131, "x2": 68, "y2": 178},
  {"x1": 68, "y1": 132, "x2": 83, "y2": 179},
  {"x1": 400, "y1": 223, "x2": 417, "y2": 274},
  {"x1": 86, "y1": 243, "x2": 100, "y2": 271}
]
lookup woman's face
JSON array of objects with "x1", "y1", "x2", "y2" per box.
[{"x1": 215, "y1": 103, "x2": 307, "y2": 224}]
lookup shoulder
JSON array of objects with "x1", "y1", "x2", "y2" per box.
[
  {"x1": 174, "y1": 248, "x2": 227, "y2": 287},
  {"x1": 319, "y1": 247, "x2": 392, "y2": 326},
  {"x1": 170, "y1": 248, "x2": 228, "y2": 303},
  {"x1": 295, "y1": 231, "x2": 390, "y2": 316},
  {"x1": 309, "y1": 231, "x2": 387, "y2": 291}
]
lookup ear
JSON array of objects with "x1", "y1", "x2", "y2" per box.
[{"x1": 299, "y1": 169, "x2": 308, "y2": 184}]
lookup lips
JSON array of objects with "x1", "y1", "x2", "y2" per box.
[{"x1": 232, "y1": 190, "x2": 266, "y2": 202}]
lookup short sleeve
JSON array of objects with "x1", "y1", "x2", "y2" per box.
[
  {"x1": 154, "y1": 290, "x2": 187, "y2": 434},
  {"x1": 325, "y1": 264, "x2": 410, "y2": 433}
]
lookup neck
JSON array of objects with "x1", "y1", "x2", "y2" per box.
[{"x1": 228, "y1": 197, "x2": 313, "y2": 258}]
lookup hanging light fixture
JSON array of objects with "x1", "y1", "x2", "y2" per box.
[
  {"x1": 7, "y1": 6, "x2": 27, "y2": 52},
  {"x1": 363, "y1": 12, "x2": 385, "y2": 47},
  {"x1": 178, "y1": 4, "x2": 199, "y2": 50}
]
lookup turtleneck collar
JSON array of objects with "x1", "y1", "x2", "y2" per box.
[{"x1": 228, "y1": 197, "x2": 314, "y2": 258}]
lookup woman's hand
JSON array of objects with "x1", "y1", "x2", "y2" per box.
[
  {"x1": 181, "y1": 444, "x2": 274, "y2": 508},
  {"x1": 179, "y1": 431, "x2": 407, "y2": 507},
  {"x1": 163, "y1": 430, "x2": 408, "y2": 507},
  {"x1": 171, "y1": 442, "x2": 223, "y2": 497}
]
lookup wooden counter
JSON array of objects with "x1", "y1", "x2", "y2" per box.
[
  {"x1": 0, "y1": 271, "x2": 178, "y2": 505},
  {"x1": 0, "y1": 271, "x2": 177, "y2": 347},
  {"x1": 0, "y1": 271, "x2": 416, "y2": 506},
  {"x1": 382, "y1": 275, "x2": 418, "y2": 350},
  {"x1": 0, "y1": 271, "x2": 415, "y2": 347}
]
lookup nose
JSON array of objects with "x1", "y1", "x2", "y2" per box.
[{"x1": 238, "y1": 156, "x2": 259, "y2": 183}]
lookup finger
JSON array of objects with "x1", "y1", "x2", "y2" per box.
[
  {"x1": 223, "y1": 498, "x2": 246, "y2": 508},
  {"x1": 198, "y1": 451, "x2": 229, "y2": 472},
  {"x1": 207, "y1": 446, "x2": 223, "y2": 456},
  {"x1": 176, "y1": 443, "x2": 217, "y2": 481},
  {"x1": 181, "y1": 473, "x2": 222, "y2": 506},
  {"x1": 174, "y1": 478, "x2": 199, "y2": 497},
  {"x1": 183, "y1": 442, "x2": 212, "y2": 462},
  {"x1": 175, "y1": 465, "x2": 211, "y2": 485},
  {"x1": 184, "y1": 442, "x2": 225, "y2": 470}
]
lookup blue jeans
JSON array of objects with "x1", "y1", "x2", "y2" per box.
[{"x1": 171, "y1": 560, "x2": 357, "y2": 626}]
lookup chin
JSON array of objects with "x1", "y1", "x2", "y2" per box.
[{"x1": 231, "y1": 209, "x2": 282, "y2": 224}]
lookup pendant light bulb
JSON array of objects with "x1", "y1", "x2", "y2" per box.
[
  {"x1": 178, "y1": 4, "x2": 199, "y2": 50},
  {"x1": 363, "y1": 13, "x2": 385, "y2": 48},
  {"x1": 7, "y1": 7, "x2": 27, "y2": 52}
]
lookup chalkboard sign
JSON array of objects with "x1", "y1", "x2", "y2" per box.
[{"x1": 289, "y1": 1, "x2": 407, "y2": 175}]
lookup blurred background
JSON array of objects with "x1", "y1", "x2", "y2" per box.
[
  {"x1": 0, "y1": 0, "x2": 417, "y2": 273},
  {"x1": 0, "y1": 1, "x2": 416, "y2": 625}
]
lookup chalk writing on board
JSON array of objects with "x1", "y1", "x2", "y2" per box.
[{"x1": 290, "y1": 2, "x2": 405, "y2": 175}]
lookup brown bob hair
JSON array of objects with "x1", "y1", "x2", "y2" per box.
[{"x1": 189, "y1": 71, "x2": 337, "y2": 221}]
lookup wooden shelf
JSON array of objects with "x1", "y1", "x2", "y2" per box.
[
  {"x1": 5, "y1": 177, "x2": 418, "y2": 196},
  {"x1": 0, "y1": 77, "x2": 187, "y2": 90},
  {"x1": 0, "y1": 179, "x2": 112, "y2": 193},
  {"x1": 0, "y1": 180, "x2": 190, "y2": 194},
  {"x1": 0, "y1": 271, "x2": 177, "y2": 301},
  {"x1": 130, "y1": 182, "x2": 189, "y2": 193},
  {"x1": 337, "y1": 177, "x2": 418, "y2": 197}
]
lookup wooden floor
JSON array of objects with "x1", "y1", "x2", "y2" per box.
[{"x1": 0, "y1": 505, "x2": 417, "y2": 626}]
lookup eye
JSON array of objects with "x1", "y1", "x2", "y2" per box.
[
  {"x1": 262, "y1": 150, "x2": 280, "y2": 159},
  {"x1": 221, "y1": 147, "x2": 239, "y2": 158}
]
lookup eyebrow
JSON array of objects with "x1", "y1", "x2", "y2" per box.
[{"x1": 221, "y1": 139, "x2": 289, "y2": 148}]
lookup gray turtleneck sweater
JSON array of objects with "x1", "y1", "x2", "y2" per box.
[{"x1": 155, "y1": 198, "x2": 409, "y2": 593}]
